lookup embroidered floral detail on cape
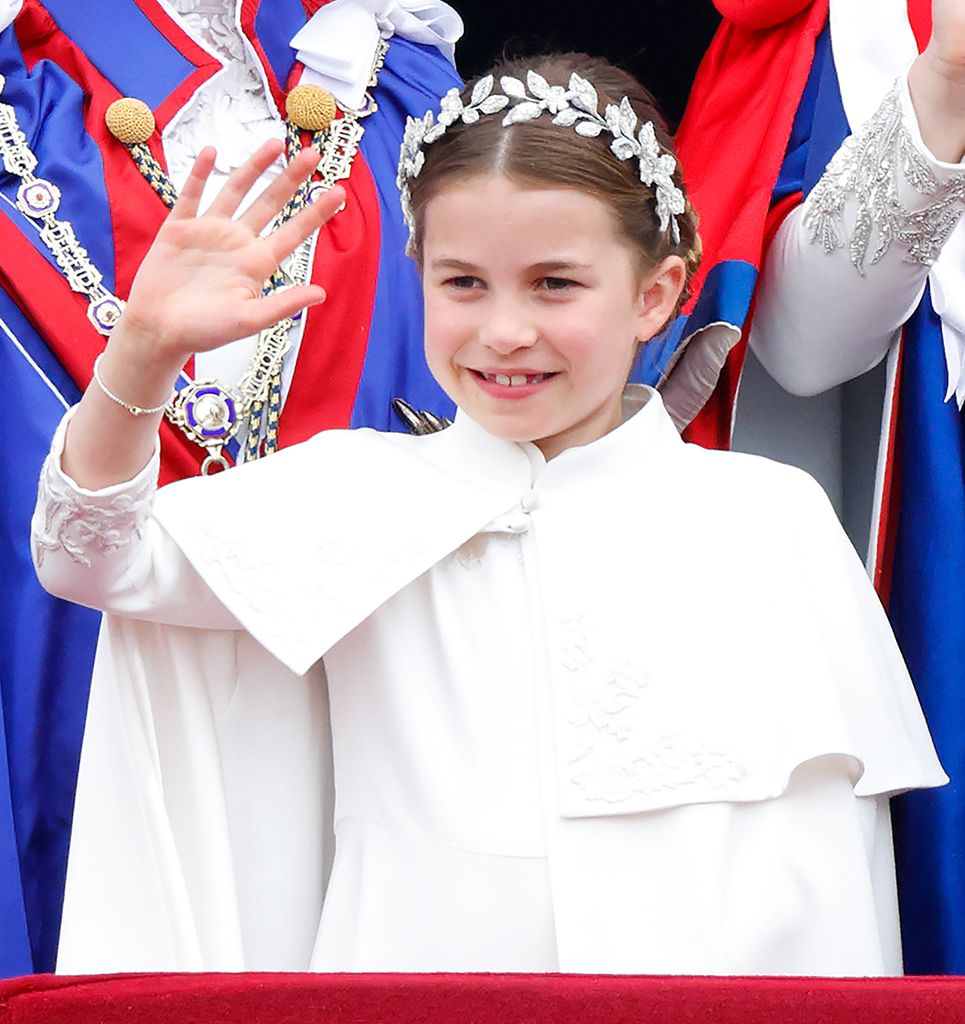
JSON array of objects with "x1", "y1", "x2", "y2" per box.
[
  {"x1": 557, "y1": 616, "x2": 747, "y2": 805},
  {"x1": 569, "y1": 731, "x2": 747, "y2": 805}
]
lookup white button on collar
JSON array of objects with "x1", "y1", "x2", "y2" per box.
[
  {"x1": 504, "y1": 512, "x2": 531, "y2": 534},
  {"x1": 482, "y1": 509, "x2": 531, "y2": 534}
]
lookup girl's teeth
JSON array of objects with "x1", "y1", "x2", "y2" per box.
[{"x1": 486, "y1": 373, "x2": 547, "y2": 387}]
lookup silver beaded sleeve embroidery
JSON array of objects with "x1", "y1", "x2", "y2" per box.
[
  {"x1": 804, "y1": 81, "x2": 965, "y2": 273},
  {"x1": 31, "y1": 453, "x2": 155, "y2": 569}
]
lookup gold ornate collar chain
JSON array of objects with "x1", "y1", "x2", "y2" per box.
[
  {"x1": 109, "y1": 41, "x2": 388, "y2": 473},
  {"x1": 0, "y1": 74, "x2": 126, "y2": 336},
  {"x1": 0, "y1": 42, "x2": 387, "y2": 475}
]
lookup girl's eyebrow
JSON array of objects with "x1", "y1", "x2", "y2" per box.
[
  {"x1": 429, "y1": 258, "x2": 480, "y2": 272},
  {"x1": 529, "y1": 260, "x2": 592, "y2": 274},
  {"x1": 429, "y1": 258, "x2": 592, "y2": 273}
]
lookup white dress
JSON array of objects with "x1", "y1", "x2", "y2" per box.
[{"x1": 31, "y1": 389, "x2": 946, "y2": 975}]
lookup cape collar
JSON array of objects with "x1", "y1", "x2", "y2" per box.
[
  {"x1": 442, "y1": 384, "x2": 684, "y2": 490},
  {"x1": 154, "y1": 386, "x2": 684, "y2": 674}
]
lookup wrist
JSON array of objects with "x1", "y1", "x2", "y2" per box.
[
  {"x1": 908, "y1": 51, "x2": 965, "y2": 163},
  {"x1": 98, "y1": 322, "x2": 186, "y2": 412}
]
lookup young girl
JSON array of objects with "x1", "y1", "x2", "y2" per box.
[{"x1": 33, "y1": 53, "x2": 945, "y2": 977}]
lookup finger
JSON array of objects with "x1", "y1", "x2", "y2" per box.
[
  {"x1": 205, "y1": 138, "x2": 287, "y2": 220},
  {"x1": 169, "y1": 147, "x2": 217, "y2": 221},
  {"x1": 263, "y1": 185, "x2": 347, "y2": 267},
  {"x1": 237, "y1": 146, "x2": 324, "y2": 234},
  {"x1": 234, "y1": 285, "x2": 328, "y2": 337}
]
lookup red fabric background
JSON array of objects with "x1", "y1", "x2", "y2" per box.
[
  {"x1": 11, "y1": 0, "x2": 383, "y2": 483},
  {"x1": 2, "y1": 973, "x2": 965, "y2": 1024},
  {"x1": 675, "y1": 0, "x2": 828, "y2": 448}
]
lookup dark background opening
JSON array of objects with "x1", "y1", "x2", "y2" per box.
[{"x1": 452, "y1": 0, "x2": 722, "y2": 129}]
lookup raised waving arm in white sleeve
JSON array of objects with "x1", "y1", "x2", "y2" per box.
[
  {"x1": 63, "y1": 141, "x2": 343, "y2": 490},
  {"x1": 750, "y1": 1, "x2": 965, "y2": 398},
  {"x1": 32, "y1": 141, "x2": 346, "y2": 623}
]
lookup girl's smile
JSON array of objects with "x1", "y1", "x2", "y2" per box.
[
  {"x1": 421, "y1": 174, "x2": 684, "y2": 459},
  {"x1": 469, "y1": 368, "x2": 559, "y2": 399}
]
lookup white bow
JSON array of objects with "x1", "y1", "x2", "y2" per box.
[
  {"x1": 291, "y1": 0, "x2": 462, "y2": 110},
  {"x1": 930, "y1": 243, "x2": 965, "y2": 410},
  {"x1": 0, "y1": 0, "x2": 23, "y2": 35}
]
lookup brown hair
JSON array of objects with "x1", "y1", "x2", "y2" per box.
[{"x1": 407, "y1": 52, "x2": 702, "y2": 314}]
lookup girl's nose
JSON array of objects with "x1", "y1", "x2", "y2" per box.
[{"x1": 479, "y1": 306, "x2": 539, "y2": 354}]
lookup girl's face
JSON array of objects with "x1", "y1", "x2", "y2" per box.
[{"x1": 421, "y1": 174, "x2": 683, "y2": 459}]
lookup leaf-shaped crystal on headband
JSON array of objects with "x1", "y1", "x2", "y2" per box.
[
  {"x1": 552, "y1": 108, "x2": 581, "y2": 127},
  {"x1": 542, "y1": 85, "x2": 570, "y2": 114},
  {"x1": 423, "y1": 121, "x2": 447, "y2": 144},
  {"x1": 637, "y1": 121, "x2": 661, "y2": 167},
  {"x1": 470, "y1": 76, "x2": 494, "y2": 106},
  {"x1": 437, "y1": 88, "x2": 464, "y2": 126},
  {"x1": 479, "y1": 95, "x2": 509, "y2": 115},
  {"x1": 611, "y1": 136, "x2": 639, "y2": 161},
  {"x1": 568, "y1": 73, "x2": 599, "y2": 115},
  {"x1": 500, "y1": 76, "x2": 527, "y2": 100},
  {"x1": 604, "y1": 104, "x2": 622, "y2": 138},
  {"x1": 618, "y1": 97, "x2": 637, "y2": 139},
  {"x1": 527, "y1": 71, "x2": 551, "y2": 100},
  {"x1": 504, "y1": 102, "x2": 543, "y2": 126},
  {"x1": 575, "y1": 120, "x2": 604, "y2": 138}
]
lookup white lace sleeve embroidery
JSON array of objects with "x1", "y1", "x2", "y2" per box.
[
  {"x1": 804, "y1": 80, "x2": 965, "y2": 273},
  {"x1": 32, "y1": 452, "x2": 156, "y2": 569}
]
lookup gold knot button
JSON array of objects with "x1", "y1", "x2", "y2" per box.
[
  {"x1": 105, "y1": 98, "x2": 156, "y2": 145},
  {"x1": 286, "y1": 85, "x2": 337, "y2": 132}
]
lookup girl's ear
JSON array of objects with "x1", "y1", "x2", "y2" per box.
[{"x1": 635, "y1": 255, "x2": 687, "y2": 344}]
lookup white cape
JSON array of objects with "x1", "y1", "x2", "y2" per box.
[{"x1": 50, "y1": 393, "x2": 946, "y2": 973}]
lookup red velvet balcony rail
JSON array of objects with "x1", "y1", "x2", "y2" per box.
[
  {"x1": 2, "y1": 972, "x2": 965, "y2": 1023},
  {"x1": 5, "y1": 974, "x2": 965, "y2": 1024}
]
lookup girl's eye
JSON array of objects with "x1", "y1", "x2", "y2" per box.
[
  {"x1": 445, "y1": 275, "x2": 483, "y2": 290},
  {"x1": 538, "y1": 277, "x2": 579, "y2": 292}
]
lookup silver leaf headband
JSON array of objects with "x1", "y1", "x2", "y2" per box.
[{"x1": 396, "y1": 70, "x2": 686, "y2": 254}]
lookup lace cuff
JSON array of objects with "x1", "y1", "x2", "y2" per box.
[
  {"x1": 31, "y1": 409, "x2": 161, "y2": 569},
  {"x1": 804, "y1": 76, "x2": 965, "y2": 273}
]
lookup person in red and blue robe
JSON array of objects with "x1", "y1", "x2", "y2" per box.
[
  {"x1": 678, "y1": 0, "x2": 964, "y2": 974},
  {"x1": 0, "y1": 0, "x2": 461, "y2": 976}
]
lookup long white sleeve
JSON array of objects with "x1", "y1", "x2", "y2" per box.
[
  {"x1": 31, "y1": 409, "x2": 240, "y2": 630},
  {"x1": 750, "y1": 75, "x2": 965, "y2": 397}
]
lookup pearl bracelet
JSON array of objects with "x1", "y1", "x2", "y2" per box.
[{"x1": 92, "y1": 353, "x2": 175, "y2": 417}]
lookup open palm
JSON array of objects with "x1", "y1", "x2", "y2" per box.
[
  {"x1": 123, "y1": 141, "x2": 345, "y2": 359},
  {"x1": 931, "y1": 0, "x2": 965, "y2": 72}
]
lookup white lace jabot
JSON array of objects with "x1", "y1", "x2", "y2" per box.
[{"x1": 0, "y1": 0, "x2": 22, "y2": 34}]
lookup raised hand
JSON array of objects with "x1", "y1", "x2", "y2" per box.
[
  {"x1": 909, "y1": 0, "x2": 965, "y2": 163},
  {"x1": 63, "y1": 141, "x2": 346, "y2": 489},
  {"x1": 929, "y1": 0, "x2": 965, "y2": 77},
  {"x1": 121, "y1": 140, "x2": 345, "y2": 360}
]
